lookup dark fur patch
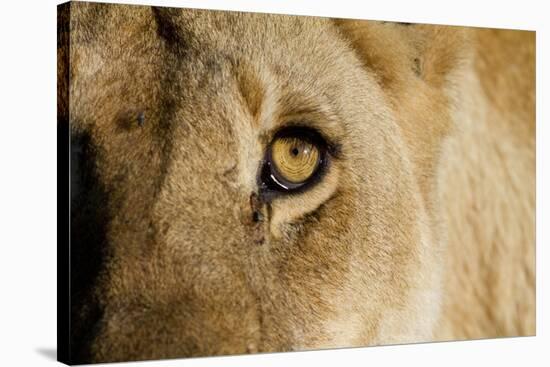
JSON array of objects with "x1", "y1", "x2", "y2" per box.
[
  {"x1": 70, "y1": 131, "x2": 110, "y2": 362},
  {"x1": 152, "y1": 7, "x2": 187, "y2": 49},
  {"x1": 236, "y1": 66, "x2": 264, "y2": 122}
]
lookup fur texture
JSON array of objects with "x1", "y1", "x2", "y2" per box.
[{"x1": 59, "y1": 2, "x2": 535, "y2": 363}]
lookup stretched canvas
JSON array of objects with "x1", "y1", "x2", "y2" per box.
[{"x1": 57, "y1": 1, "x2": 536, "y2": 364}]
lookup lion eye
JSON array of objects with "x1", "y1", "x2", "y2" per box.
[
  {"x1": 271, "y1": 137, "x2": 319, "y2": 184},
  {"x1": 261, "y1": 128, "x2": 327, "y2": 192}
]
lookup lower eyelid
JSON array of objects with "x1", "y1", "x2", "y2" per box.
[{"x1": 267, "y1": 161, "x2": 341, "y2": 229}]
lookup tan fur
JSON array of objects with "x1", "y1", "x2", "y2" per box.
[{"x1": 60, "y1": 2, "x2": 535, "y2": 363}]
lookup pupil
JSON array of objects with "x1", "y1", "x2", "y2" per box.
[{"x1": 291, "y1": 147, "x2": 299, "y2": 156}]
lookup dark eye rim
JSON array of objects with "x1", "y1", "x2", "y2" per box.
[{"x1": 259, "y1": 126, "x2": 330, "y2": 197}]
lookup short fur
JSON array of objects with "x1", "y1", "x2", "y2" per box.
[{"x1": 59, "y1": 2, "x2": 535, "y2": 363}]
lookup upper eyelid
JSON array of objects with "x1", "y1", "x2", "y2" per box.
[
  {"x1": 274, "y1": 90, "x2": 344, "y2": 145},
  {"x1": 269, "y1": 122, "x2": 342, "y2": 159}
]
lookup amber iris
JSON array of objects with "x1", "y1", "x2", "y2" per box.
[{"x1": 270, "y1": 136, "x2": 320, "y2": 185}]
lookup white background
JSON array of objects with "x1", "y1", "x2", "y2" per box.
[{"x1": 0, "y1": 0, "x2": 547, "y2": 365}]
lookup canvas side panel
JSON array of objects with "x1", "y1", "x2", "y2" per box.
[{"x1": 57, "y1": 1, "x2": 71, "y2": 365}]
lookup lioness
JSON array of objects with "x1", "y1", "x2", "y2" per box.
[{"x1": 58, "y1": 2, "x2": 535, "y2": 364}]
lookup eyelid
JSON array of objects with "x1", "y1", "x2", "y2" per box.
[
  {"x1": 274, "y1": 91, "x2": 344, "y2": 142},
  {"x1": 270, "y1": 121, "x2": 343, "y2": 160}
]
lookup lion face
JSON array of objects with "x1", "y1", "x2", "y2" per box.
[{"x1": 65, "y1": 3, "x2": 466, "y2": 363}]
